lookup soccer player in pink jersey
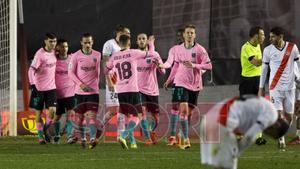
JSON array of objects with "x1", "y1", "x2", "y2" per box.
[
  {"x1": 258, "y1": 27, "x2": 300, "y2": 150},
  {"x1": 102, "y1": 25, "x2": 131, "y2": 139},
  {"x1": 159, "y1": 24, "x2": 212, "y2": 149},
  {"x1": 30, "y1": 33, "x2": 57, "y2": 144},
  {"x1": 52, "y1": 39, "x2": 76, "y2": 144},
  {"x1": 162, "y1": 28, "x2": 186, "y2": 144},
  {"x1": 136, "y1": 33, "x2": 165, "y2": 145},
  {"x1": 105, "y1": 34, "x2": 158, "y2": 149},
  {"x1": 68, "y1": 33, "x2": 101, "y2": 149}
]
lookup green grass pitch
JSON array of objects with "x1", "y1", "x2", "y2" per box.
[{"x1": 0, "y1": 136, "x2": 299, "y2": 169}]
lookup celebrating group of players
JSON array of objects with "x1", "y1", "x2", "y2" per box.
[
  {"x1": 28, "y1": 24, "x2": 212, "y2": 150},
  {"x1": 28, "y1": 23, "x2": 298, "y2": 169}
]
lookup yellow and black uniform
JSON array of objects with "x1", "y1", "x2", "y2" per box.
[{"x1": 239, "y1": 41, "x2": 262, "y2": 96}]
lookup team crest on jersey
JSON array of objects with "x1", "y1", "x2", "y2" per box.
[
  {"x1": 146, "y1": 58, "x2": 151, "y2": 64},
  {"x1": 192, "y1": 53, "x2": 196, "y2": 58},
  {"x1": 93, "y1": 58, "x2": 97, "y2": 63}
]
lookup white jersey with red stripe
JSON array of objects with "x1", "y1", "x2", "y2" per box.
[
  {"x1": 261, "y1": 42, "x2": 299, "y2": 91},
  {"x1": 201, "y1": 96, "x2": 277, "y2": 169},
  {"x1": 226, "y1": 97, "x2": 278, "y2": 134},
  {"x1": 204, "y1": 96, "x2": 277, "y2": 137}
]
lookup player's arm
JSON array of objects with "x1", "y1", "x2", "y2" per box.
[
  {"x1": 293, "y1": 45, "x2": 300, "y2": 81},
  {"x1": 152, "y1": 53, "x2": 165, "y2": 74},
  {"x1": 148, "y1": 35, "x2": 155, "y2": 52},
  {"x1": 161, "y1": 47, "x2": 176, "y2": 69},
  {"x1": 258, "y1": 49, "x2": 270, "y2": 96},
  {"x1": 104, "y1": 58, "x2": 115, "y2": 90},
  {"x1": 248, "y1": 56, "x2": 262, "y2": 66},
  {"x1": 163, "y1": 62, "x2": 178, "y2": 90},
  {"x1": 97, "y1": 53, "x2": 101, "y2": 83},
  {"x1": 28, "y1": 66, "x2": 35, "y2": 85},
  {"x1": 102, "y1": 41, "x2": 115, "y2": 91},
  {"x1": 68, "y1": 55, "x2": 88, "y2": 91},
  {"x1": 103, "y1": 59, "x2": 114, "y2": 91},
  {"x1": 30, "y1": 53, "x2": 42, "y2": 74},
  {"x1": 187, "y1": 50, "x2": 212, "y2": 70},
  {"x1": 244, "y1": 47, "x2": 262, "y2": 66},
  {"x1": 103, "y1": 54, "x2": 113, "y2": 85},
  {"x1": 238, "y1": 122, "x2": 264, "y2": 156}
]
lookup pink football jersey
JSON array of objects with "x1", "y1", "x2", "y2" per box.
[
  {"x1": 105, "y1": 49, "x2": 158, "y2": 93},
  {"x1": 30, "y1": 48, "x2": 57, "y2": 91},
  {"x1": 169, "y1": 43, "x2": 212, "y2": 91},
  {"x1": 137, "y1": 51, "x2": 165, "y2": 96},
  {"x1": 68, "y1": 49, "x2": 101, "y2": 95},
  {"x1": 55, "y1": 56, "x2": 75, "y2": 98}
]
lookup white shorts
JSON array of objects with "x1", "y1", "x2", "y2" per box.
[
  {"x1": 200, "y1": 121, "x2": 238, "y2": 169},
  {"x1": 269, "y1": 89, "x2": 295, "y2": 114},
  {"x1": 105, "y1": 85, "x2": 119, "y2": 107}
]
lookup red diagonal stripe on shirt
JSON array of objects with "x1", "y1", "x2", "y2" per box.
[{"x1": 270, "y1": 42, "x2": 294, "y2": 90}]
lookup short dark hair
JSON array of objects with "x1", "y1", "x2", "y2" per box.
[
  {"x1": 119, "y1": 34, "x2": 130, "y2": 46},
  {"x1": 44, "y1": 33, "x2": 56, "y2": 40},
  {"x1": 81, "y1": 33, "x2": 92, "y2": 39},
  {"x1": 270, "y1": 27, "x2": 285, "y2": 36},
  {"x1": 56, "y1": 39, "x2": 68, "y2": 45},
  {"x1": 115, "y1": 24, "x2": 129, "y2": 33},
  {"x1": 249, "y1": 26, "x2": 263, "y2": 37},
  {"x1": 184, "y1": 24, "x2": 196, "y2": 31}
]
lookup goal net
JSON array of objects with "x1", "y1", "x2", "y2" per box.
[{"x1": 0, "y1": 0, "x2": 17, "y2": 136}]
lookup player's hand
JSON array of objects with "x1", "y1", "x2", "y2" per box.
[
  {"x1": 183, "y1": 61, "x2": 194, "y2": 68},
  {"x1": 163, "y1": 80, "x2": 171, "y2": 90},
  {"x1": 258, "y1": 88, "x2": 265, "y2": 97},
  {"x1": 80, "y1": 84, "x2": 91, "y2": 92},
  {"x1": 153, "y1": 58, "x2": 164, "y2": 69},
  {"x1": 148, "y1": 35, "x2": 155, "y2": 43},
  {"x1": 152, "y1": 58, "x2": 161, "y2": 68}
]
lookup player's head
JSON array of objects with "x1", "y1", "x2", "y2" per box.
[
  {"x1": 119, "y1": 34, "x2": 131, "y2": 49},
  {"x1": 249, "y1": 26, "x2": 265, "y2": 45},
  {"x1": 183, "y1": 24, "x2": 196, "y2": 44},
  {"x1": 80, "y1": 33, "x2": 94, "y2": 52},
  {"x1": 176, "y1": 28, "x2": 184, "y2": 45},
  {"x1": 56, "y1": 39, "x2": 69, "y2": 58},
  {"x1": 44, "y1": 33, "x2": 57, "y2": 51},
  {"x1": 263, "y1": 118, "x2": 289, "y2": 139},
  {"x1": 137, "y1": 33, "x2": 148, "y2": 51},
  {"x1": 115, "y1": 24, "x2": 131, "y2": 42},
  {"x1": 269, "y1": 27, "x2": 285, "y2": 46}
]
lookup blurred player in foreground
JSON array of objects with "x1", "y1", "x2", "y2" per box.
[{"x1": 200, "y1": 95, "x2": 289, "y2": 169}]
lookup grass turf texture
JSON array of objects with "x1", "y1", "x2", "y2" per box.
[{"x1": 0, "y1": 136, "x2": 299, "y2": 169}]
